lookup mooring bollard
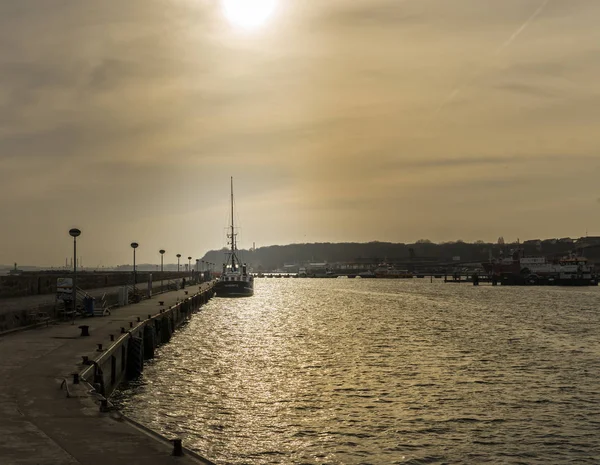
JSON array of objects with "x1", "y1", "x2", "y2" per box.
[
  {"x1": 137, "y1": 316, "x2": 141, "y2": 322},
  {"x1": 78, "y1": 325, "x2": 90, "y2": 337},
  {"x1": 159, "y1": 301, "x2": 164, "y2": 306},
  {"x1": 172, "y1": 439, "x2": 183, "y2": 456},
  {"x1": 129, "y1": 322, "x2": 134, "y2": 328},
  {"x1": 97, "y1": 344, "x2": 103, "y2": 352},
  {"x1": 73, "y1": 373, "x2": 80, "y2": 384},
  {"x1": 121, "y1": 327, "x2": 126, "y2": 334},
  {"x1": 148, "y1": 314, "x2": 152, "y2": 320},
  {"x1": 81, "y1": 356, "x2": 89, "y2": 364},
  {"x1": 110, "y1": 334, "x2": 115, "y2": 341}
]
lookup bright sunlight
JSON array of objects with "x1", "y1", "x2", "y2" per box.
[{"x1": 222, "y1": 0, "x2": 277, "y2": 30}]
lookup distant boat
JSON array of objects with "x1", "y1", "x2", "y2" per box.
[
  {"x1": 214, "y1": 178, "x2": 254, "y2": 297},
  {"x1": 358, "y1": 270, "x2": 376, "y2": 278},
  {"x1": 482, "y1": 250, "x2": 597, "y2": 286},
  {"x1": 373, "y1": 263, "x2": 413, "y2": 279}
]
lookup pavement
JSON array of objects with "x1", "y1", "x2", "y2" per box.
[{"x1": 0, "y1": 283, "x2": 215, "y2": 465}]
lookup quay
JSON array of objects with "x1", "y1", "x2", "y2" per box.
[
  {"x1": 0, "y1": 282, "x2": 216, "y2": 465},
  {"x1": 0, "y1": 272, "x2": 195, "y2": 333}
]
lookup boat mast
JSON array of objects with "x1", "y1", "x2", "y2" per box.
[{"x1": 230, "y1": 176, "x2": 236, "y2": 271}]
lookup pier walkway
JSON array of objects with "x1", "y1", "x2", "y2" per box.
[
  {"x1": 0, "y1": 278, "x2": 185, "y2": 315},
  {"x1": 0, "y1": 284, "x2": 214, "y2": 465}
]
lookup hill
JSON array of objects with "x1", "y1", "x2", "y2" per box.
[{"x1": 200, "y1": 237, "x2": 600, "y2": 271}]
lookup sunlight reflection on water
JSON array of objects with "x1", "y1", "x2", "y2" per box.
[{"x1": 113, "y1": 279, "x2": 600, "y2": 464}]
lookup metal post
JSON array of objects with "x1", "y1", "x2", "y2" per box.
[
  {"x1": 69, "y1": 228, "x2": 81, "y2": 325},
  {"x1": 177, "y1": 254, "x2": 181, "y2": 273},
  {"x1": 131, "y1": 242, "x2": 139, "y2": 297},
  {"x1": 73, "y1": 236, "x2": 77, "y2": 322},
  {"x1": 160, "y1": 250, "x2": 165, "y2": 293}
]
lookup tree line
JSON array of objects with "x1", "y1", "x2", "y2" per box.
[{"x1": 200, "y1": 238, "x2": 593, "y2": 271}]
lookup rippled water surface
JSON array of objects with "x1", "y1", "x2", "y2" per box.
[{"x1": 114, "y1": 279, "x2": 600, "y2": 464}]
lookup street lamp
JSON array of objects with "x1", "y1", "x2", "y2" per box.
[
  {"x1": 159, "y1": 249, "x2": 165, "y2": 292},
  {"x1": 131, "y1": 242, "x2": 139, "y2": 293},
  {"x1": 188, "y1": 257, "x2": 192, "y2": 279},
  {"x1": 176, "y1": 254, "x2": 181, "y2": 272},
  {"x1": 69, "y1": 228, "x2": 81, "y2": 323},
  {"x1": 159, "y1": 249, "x2": 165, "y2": 272}
]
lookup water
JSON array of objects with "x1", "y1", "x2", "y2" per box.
[{"x1": 113, "y1": 279, "x2": 600, "y2": 464}]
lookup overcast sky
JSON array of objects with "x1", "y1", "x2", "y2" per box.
[{"x1": 1, "y1": 0, "x2": 600, "y2": 267}]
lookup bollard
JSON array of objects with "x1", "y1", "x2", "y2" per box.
[
  {"x1": 137, "y1": 316, "x2": 141, "y2": 322},
  {"x1": 184, "y1": 291, "x2": 188, "y2": 295},
  {"x1": 97, "y1": 344, "x2": 103, "y2": 352},
  {"x1": 172, "y1": 439, "x2": 183, "y2": 456},
  {"x1": 148, "y1": 314, "x2": 152, "y2": 320},
  {"x1": 159, "y1": 301, "x2": 164, "y2": 306},
  {"x1": 81, "y1": 356, "x2": 89, "y2": 364},
  {"x1": 100, "y1": 399, "x2": 109, "y2": 412},
  {"x1": 73, "y1": 373, "x2": 80, "y2": 384},
  {"x1": 110, "y1": 334, "x2": 115, "y2": 341},
  {"x1": 121, "y1": 327, "x2": 126, "y2": 334},
  {"x1": 129, "y1": 322, "x2": 134, "y2": 328},
  {"x1": 78, "y1": 325, "x2": 90, "y2": 337}
]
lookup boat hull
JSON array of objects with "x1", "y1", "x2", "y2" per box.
[{"x1": 215, "y1": 280, "x2": 254, "y2": 297}]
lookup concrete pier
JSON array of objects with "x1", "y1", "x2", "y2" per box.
[
  {"x1": 0, "y1": 277, "x2": 196, "y2": 333},
  {"x1": 0, "y1": 283, "x2": 216, "y2": 465}
]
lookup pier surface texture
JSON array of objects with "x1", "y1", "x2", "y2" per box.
[{"x1": 0, "y1": 283, "x2": 215, "y2": 465}]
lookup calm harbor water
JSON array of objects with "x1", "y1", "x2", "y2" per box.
[{"x1": 114, "y1": 279, "x2": 600, "y2": 464}]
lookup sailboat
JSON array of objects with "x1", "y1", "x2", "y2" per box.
[{"x1": 214, "y1": 177, "x2": 255, "y2": 297}]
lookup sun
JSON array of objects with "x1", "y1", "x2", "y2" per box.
[{"x1": 222, "y1": 0, "x2": 277, "y2": 30}]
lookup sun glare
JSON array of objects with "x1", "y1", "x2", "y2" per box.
[{"x1": 222, "y1": 0, "x2": 277, "y2": 30}]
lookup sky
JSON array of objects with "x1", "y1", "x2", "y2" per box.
[{"x1": 1, "y1": 0, "x2": 600, "y2": 267}]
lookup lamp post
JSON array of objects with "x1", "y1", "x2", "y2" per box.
[
  {"x1": 188, "y1": 257, "x2": 192, "y2": 280},
  {"x1": 131, "y1": 242, "x2": 139, "y2": 295},
  {"x1": 159, "y1": 249, "x2": 165, "y2": 292},
  {"x1": 69, "y1": 228, "x2": 81, "y2": 324},
  {"x1": 176, "y1": 254, "x2": 181, "y2": 272}
]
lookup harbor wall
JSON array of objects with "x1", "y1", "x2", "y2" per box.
[
  {"x1": 0, "y1": 271, "x2": 192, "y2": 299},
  {"x1": 80, "y1": 287, "x2": 214, "y2": 398}
]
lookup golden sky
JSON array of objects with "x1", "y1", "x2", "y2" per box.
[{"x1": 1, "y1": 0, "x2": 600, "y2": 266}]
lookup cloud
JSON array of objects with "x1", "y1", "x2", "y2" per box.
[
  {"x1": 318, "y1": 0, "x2": 420, "y2": 28},
  {"x1": 494, "y1": 82, "x2": 556, "y2": 99},
  {"x1": 2, "y1": 0, "x2": 600, "y2": 265}
]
